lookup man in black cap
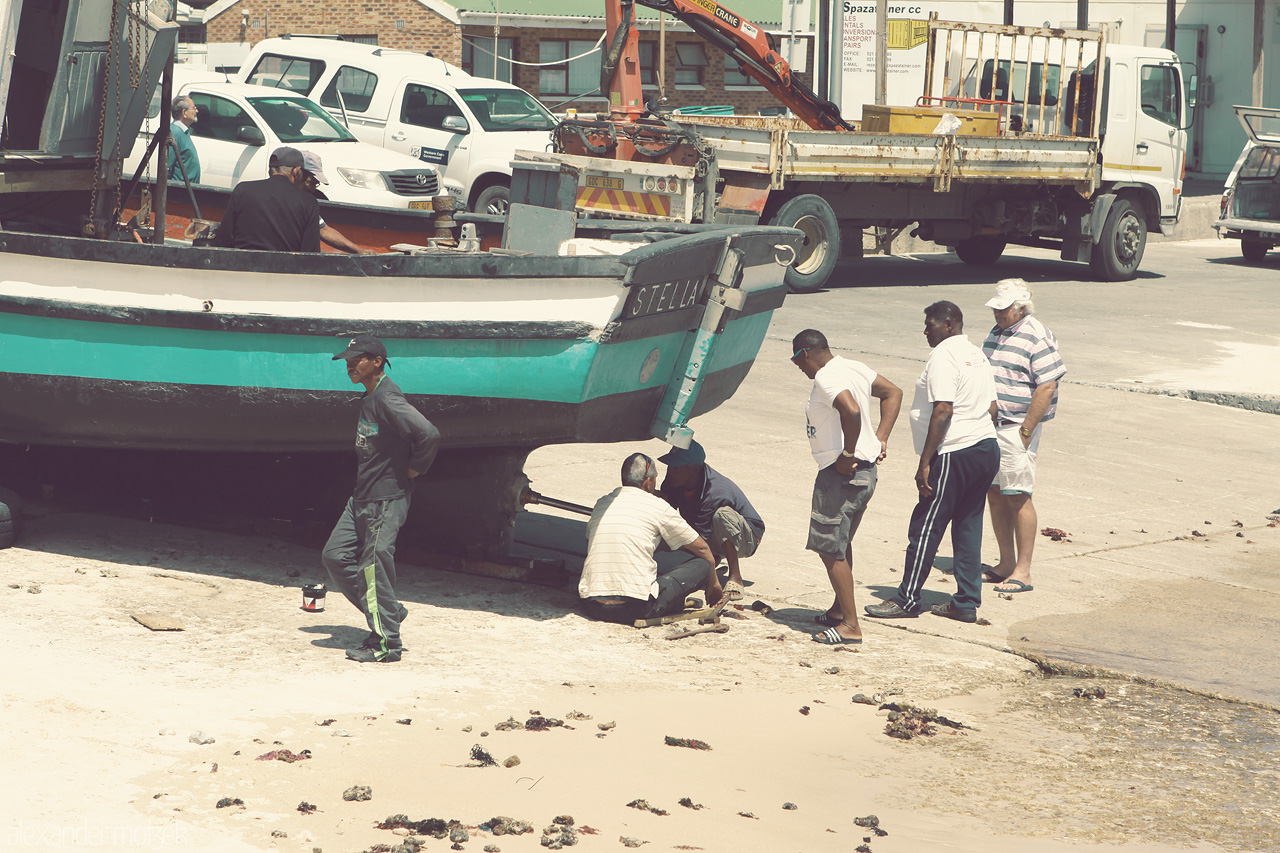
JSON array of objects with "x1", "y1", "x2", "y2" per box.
[
  {"x1": 657, "y1": 440, "x2": 763, "y2": 602},
  {"x1": 321, "y1": 334, "x2": 440, "y2": 663},
  {"x1": 211, "y1": 146, "x2": 322, "y2": 252}
]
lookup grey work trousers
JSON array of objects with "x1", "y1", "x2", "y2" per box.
[
  {"x1": 581, "y1": 556, "x2": 710, "y2": 625},
  {"x1": 321, "y1": 493, "x2": 411, "y2": 656}
]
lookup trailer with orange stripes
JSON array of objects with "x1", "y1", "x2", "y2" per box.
[{"x1": 520, "y1": 151, "x2": 699, "y2": 222}]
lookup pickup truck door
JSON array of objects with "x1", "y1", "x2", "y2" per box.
[
  {"x1": 385, "y1": 82, "x2": 472, "y2": 188},
  {"x1": 185, "y1": 90, "x2": 270, "y2": 188}
]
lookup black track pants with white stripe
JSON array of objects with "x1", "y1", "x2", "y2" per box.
[{"x1": 894, "y1": 437, "x2": 1000, "y2": 613}]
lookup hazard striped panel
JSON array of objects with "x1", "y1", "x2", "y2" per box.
[{"x1": 576, "y1": 187, "x2": 672, "y2": 218}]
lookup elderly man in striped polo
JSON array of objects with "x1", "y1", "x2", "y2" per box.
[{"x1": 981, "y1": 279, "x2": 1067, "y2": 595}]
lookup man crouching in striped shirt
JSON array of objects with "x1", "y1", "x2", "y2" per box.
[
  {"x1": 980, "y1": 278, "x2": 1067, "y2": 596},
  {"x1": 579, "y1": 452, "x2": 722, "y2": 625}
]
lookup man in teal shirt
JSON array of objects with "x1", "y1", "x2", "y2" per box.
[{"x1": 168, "y1": 95, "x2": 200, "y2": 184}]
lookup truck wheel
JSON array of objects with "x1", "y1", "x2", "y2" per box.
[
  {"x1": 1089, "y1": 198, "x2": 1146, "y2": 281},
  {"x1": 955, "y1": 235, "x2": 1006, "y2": 265},
  {"x1": 1241, "y1": 236, "x2": 1270, "y2": 263},
  {"x1": 769, "y1": 194, "x2": 840, "y2": 293},
  {"x1": 473, "y1": 184, "x2": 510, "y2": 216}
]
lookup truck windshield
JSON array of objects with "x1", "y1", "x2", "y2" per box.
[
  {"x1": 458, "y1": 88, "x2": 556, "y2": 132},
  {"x1": 247, "y1": 96, "x2": 358, "y2": 143}
]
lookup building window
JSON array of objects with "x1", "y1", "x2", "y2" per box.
[
  {"x1": 462, "y1": 37, "x2": 515, "y2": 84},
  {"x1": 178, "y1": 24, "x2": 205, "y2": 44},
  {"x1": 539, "y1": 39, "x2": 602, "y2": 97},
  {"x1": 342, "y1": 34, "x2": 378, "y2": 45},
  {"x1": 320, "y1": 65, "x2": 378, "y2": 113},
  {"x1": 674, "y1": 42, "x2": 707, "y2": 88},
  {"x1": 638, "y1": 42, "x2": 657, "y2": 86},
  {"x1": 723, "y1": 55, "x2": 762, "y2": 88}
]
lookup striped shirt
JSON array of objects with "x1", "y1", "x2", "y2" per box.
[
  {"x1": 580, "y1": 486, "x2": 699, "y2": 601},
  {"x1": 982, "y1": 315, "x2": 1067, "y2": 421}
]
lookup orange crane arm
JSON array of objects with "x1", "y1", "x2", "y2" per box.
[{"x1": 601, "y1": 0, "x2": 852, "y2": 131}]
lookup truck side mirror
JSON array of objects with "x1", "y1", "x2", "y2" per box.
[
  {"x1": 442, "y1": 115, "x2": 470, "y2": 134},
  {"x1": 237, "y1": 125, "x2": 266, "y2": 146}
]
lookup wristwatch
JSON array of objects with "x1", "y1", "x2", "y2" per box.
[
  {"x1": 1019, "y1": 425, "x2": 1033, "y2": 438},
  {"x1": 840, "y1": 449, "x2": 857, "y2": 458}
]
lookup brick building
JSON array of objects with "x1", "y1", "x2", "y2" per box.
[{"x1": 198, "y1": 0, "x2": 813, "y2": 116}]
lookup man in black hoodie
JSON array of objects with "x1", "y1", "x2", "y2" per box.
[{"x1": 322, "y1": 334, "x2": 440, "y2": 662}]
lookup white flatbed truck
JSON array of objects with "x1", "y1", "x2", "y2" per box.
[{"x1": 538, "y1": 18, "x2": 1191, "y2": 291}]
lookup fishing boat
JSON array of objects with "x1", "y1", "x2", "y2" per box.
[{"x1": 0, "y1": 0, "x2": 799, "y2": 553}]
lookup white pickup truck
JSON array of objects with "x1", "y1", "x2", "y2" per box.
[
  {"x1": 126, "y1": 73, "x2": 442, "y2": 209},
  {"x1": 1215, "y1": 105, "x2": 1280, "y2": 263},
  {"x1": 543, "y1": 19, "x2": 1190, "y2": 290},
  {"x1": 236, "y1": 36, "x2": 558, "y2": 214}
]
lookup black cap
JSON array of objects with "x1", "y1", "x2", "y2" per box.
[
  {"x1": 333, "y1": 334, "x2": 389, "y2": 362},
  {"x1": 270, "y1": 146, "x2": 304, "y2": 169}
]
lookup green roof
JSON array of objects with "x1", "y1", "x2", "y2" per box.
[{"x1": 453, "y1": 0, "x2": 786, "y2": 29}]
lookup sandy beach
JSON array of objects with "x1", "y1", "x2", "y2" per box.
[
  {"x1": 2, "y1": 496, "x2": 1275, "y2": 852},
  {"x1": 4, "y1": 241, "x2": 1279, "y2": 852}
]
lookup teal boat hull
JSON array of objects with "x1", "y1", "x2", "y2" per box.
[{"x1": 0, "y1": 228, "x2": 796, "y2": 453}]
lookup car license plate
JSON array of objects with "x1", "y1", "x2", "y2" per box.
[
  {"x1": 586, "y1": 175, "x2": 624, "y2": 190},
  {"x1": 408, "y1": 200, "x2": 431, "y2": 210}
]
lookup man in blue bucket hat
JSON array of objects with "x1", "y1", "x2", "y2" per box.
[
  {"x1": 322, "y1": 334, "x2": 440, "y2": 663},
  {"x1": 658, "y1": 439, "x2": 764, "y2": 603}
]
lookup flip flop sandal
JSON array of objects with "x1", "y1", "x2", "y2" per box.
[
  {"x1": 722, "y1": 580, "x2": 744, "y2": 601},
  {"x1": 812, "y1": 627, "x2": 862, "y2": 645},
  {"x1": 994, "y1": 579, "x2": 1034, "y2": 593},
  {"x1": 814, "y1": 611, "x2": 842, "y2": 627}
]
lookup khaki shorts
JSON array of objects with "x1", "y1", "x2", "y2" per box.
[
  {"x1": 710, "y1": 506, "x2": 760, "y2": 559},
  {"x1": 992, "y1": 422, "x2": 1041, "y2": 495},
  {"x1": 806, "y1": 462, "x2": 877, "y2": 557}
]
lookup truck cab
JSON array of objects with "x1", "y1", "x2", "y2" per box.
[{"x1": 236, "y1": 37, "x2": 558, "y2": 213}]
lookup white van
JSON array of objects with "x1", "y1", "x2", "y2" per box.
[
  {"x1": 127, "y1": 73, "x2": 442, "y2": 210},
  {"x1": 236, "y1": 36, "x2": 558, "y2": 213}
]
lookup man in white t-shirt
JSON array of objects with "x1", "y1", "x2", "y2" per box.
[
  {"x1": 792, "y1": 329, "x2": 902, "y2": 645},
  {"x1": 579, "y1": 452, "x2": 720, "y2": 625},
  {"x1": 865, "y1": 301, "x2": 1000, "y2": 624}
]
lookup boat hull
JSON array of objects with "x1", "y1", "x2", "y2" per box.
[{"x1": 0, "y1": 228, "x2": 793, "y2": 453}]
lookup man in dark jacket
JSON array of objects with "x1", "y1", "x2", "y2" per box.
[
  {"x1": 658, "y1": 440, "x2": 764, "y2": 603},
  {"x1": 322, "y1": 334, "x2": 440, "y2": 663},
  {"x1": 211, "y1": 146, "x2": 321, "y2": 252}
]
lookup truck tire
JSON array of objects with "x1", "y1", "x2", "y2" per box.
[
  {"x1": 1241, "y1": 236, "x2": 1270, "y2": 263},
  {"x1": 955, "y1": 235, "x2": 1006, "y2": 265},
  {"x1": 473, "y1": 184, "x2": 510, "y2": 216},
  {"x1": 1089, "y1": 197, "x2": 1146, "y2": 281},
  {"x1": 769, "y1": 194, "x2": 840, "y2": 293}
]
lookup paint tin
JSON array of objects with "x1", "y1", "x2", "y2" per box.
[{"x1": 301, "y1": 583, "x2": 326, "y2": 612}]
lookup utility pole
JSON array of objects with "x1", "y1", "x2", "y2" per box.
[
  {"x1": 1254, "y1": 0, "x2": 1266, "y2": 106},
  {"x1": 875, "y1": 0, "x2": 886, "y2": 105}
]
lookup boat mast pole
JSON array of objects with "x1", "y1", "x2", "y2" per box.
[{"x1": 154, "y1": 44, "x2": 174, "y2": 244}]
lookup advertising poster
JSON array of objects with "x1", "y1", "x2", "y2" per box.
[{"x1": 838, "y1": 2, "x2": 936, "y2": 120}]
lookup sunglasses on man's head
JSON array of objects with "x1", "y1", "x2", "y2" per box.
[{"x1": 792, "y1": 347, "x2": 809, "y2": 362}]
